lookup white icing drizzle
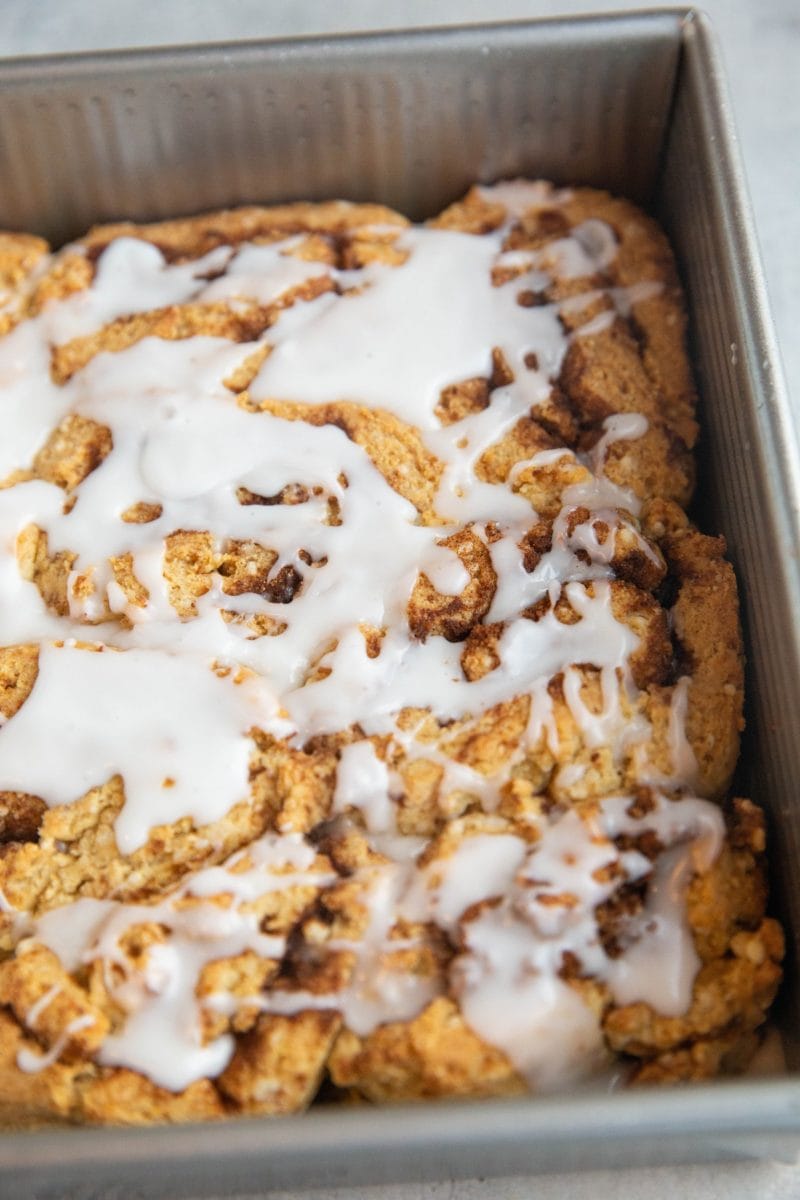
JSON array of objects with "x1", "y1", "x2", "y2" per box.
[
  {"x1": 0, "y1": 185, "x2": 712, "y2": 1094},
  {"x1": 326, "y1": 857, "x2": 439, "y2": 1036},
  {"x1": 0, "y1": 240, "x2": 246, "y2": 482},
  {"x1": 24, "y1": 982, "x2": 62, "y2": 1031},
  {"x1": 0, "y1": 642, "x2": 286, "y2": 855},
  {"x1": 599, "y1": 791, "x2": 723, "y2": 1012},
  {"x1": 332, "y1": 741, "x2": 394, "y2": 834},
  {"x1": 383, "y1": 714, "x2": 513, "y2": 812},
  {"x1": 486, "y1": 410, "x2": 655, "y2": 673},
  {"x1": 486, "y1": 502, "x2": 656, "y2": 626},
  {"x1": 228, "y1": 791, "x2": 723, "y2": 1091},
  {"x1": 17, "y1": 831, "x2": 333, "y2": 1089},
  {"x1": 476, "y1": 179, "x2": 574, "y2": 218},
  {"x1": 194, "y1": 240, "x2": 330, "y2": 307},
  {"x1": 667, "y1": 676, "x2": 700, "y2": 786},
  {"x1": 7, "y1": 786, "x2": 724, "y2": 1091},
  {"x1": 287, "y1": 579, "x2": 640, "y2": 738},
  {"x1": 590, "y1": 413, "x2": 650, "y2": 473},
  {"x1": 494, "y1": 220, "x2": 618, "y2": 284},
  {"x1": 633, "y1": 676, "x2": 700, "y2": 790},
  {"x1": 0, "y1": 319, "x2": 71, "y2": 484},
  {"x1": 0, "y1": 207, "x2": 656, "y2": 754},
  {"x1": 430, "y1": 390, "x2": 547, "y2": 525},
  {"x1": 251, "y1": 226, "x2": 565, "y2": 432},
  {"x1": 410, "y1": 834, "x2": 527, "y2": 932},
  {"x1": 439, "y1": 793, "x2": 724, "y2": 1087},
  {"x1": 213, "y1": 845, "x2": 439, "y2": 1039},
  {"x1": 17, "y1": 1013, "x2": 96, "y2": 1074}
]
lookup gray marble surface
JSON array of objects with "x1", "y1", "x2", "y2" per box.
[{"x1": 0, "y1": 2, "x2": 796, "y2": 1198}]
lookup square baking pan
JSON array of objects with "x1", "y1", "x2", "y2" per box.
[{"x1": 1, "y1": 8, "x2": 799, "y2": 1196}]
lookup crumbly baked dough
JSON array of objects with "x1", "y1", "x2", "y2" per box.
[{"x1": 0, "y1": 182, "x2": 782, "y2": 1125}]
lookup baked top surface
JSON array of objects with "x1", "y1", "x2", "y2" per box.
[{"x1": 0, "y1": 182, "x2": 782, "y2": 1123}]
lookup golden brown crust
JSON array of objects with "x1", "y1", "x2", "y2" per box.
[
  {"x1": 435, "y1": 183, "x2": 697, "y2": 451},
  {"x1": 217, "y1": 1012, "x2": 341, "y2": 1114},
  {"x1": 604, "y1": 801, "x2": 782, "y2": 1077},
  {"x1": 0, "y1": 232, "x2": 51, "y2": 336},
  {"x1": 328, "y1": 998, "x2": 526, "y2": 1102},
  {"x1": 253, "y1": 397, "x2": 444, "y2": 523},
  {"x1": 317, "y1": 799, "x2": 782, "y2": 1102},
  {"x1": 0, "y1": 184, "x2": 780, "y2": 1124},
  {"x1": 79, "y1": 201, "x2": 409, "y2": 263}
]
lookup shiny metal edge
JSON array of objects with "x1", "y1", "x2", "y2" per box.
[
  {"x1": 0, "y1": 9, "x2": 684, "y2": 238},
  {"x1": 656, "y1": 9, "x2": 800, "y2": 1065},
  {"x1": 3, "y1": 1080, "x2": 800, "y2": 1197},
  {"x1": 1, "y1": 9, "x2": 800, "y2": 1194},
  {"x1": 676, "y1": 12, "x2": 800, "y2": 601},
  {"x1": 0, "y1": 7, "x2": 688, "y2": 70}
]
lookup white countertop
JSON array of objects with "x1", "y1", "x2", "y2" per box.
[{"x1": 0, "y1": 2, "x2": 796, "y2": 1198}]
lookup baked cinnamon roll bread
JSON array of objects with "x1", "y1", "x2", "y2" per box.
[{"x1": 0, "y1": 182, "x2": 782, "y2": 1124}]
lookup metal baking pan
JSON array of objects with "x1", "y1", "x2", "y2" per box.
[{"x1": 1, "y1": 8, "x2": 799, "y2": 1195}]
